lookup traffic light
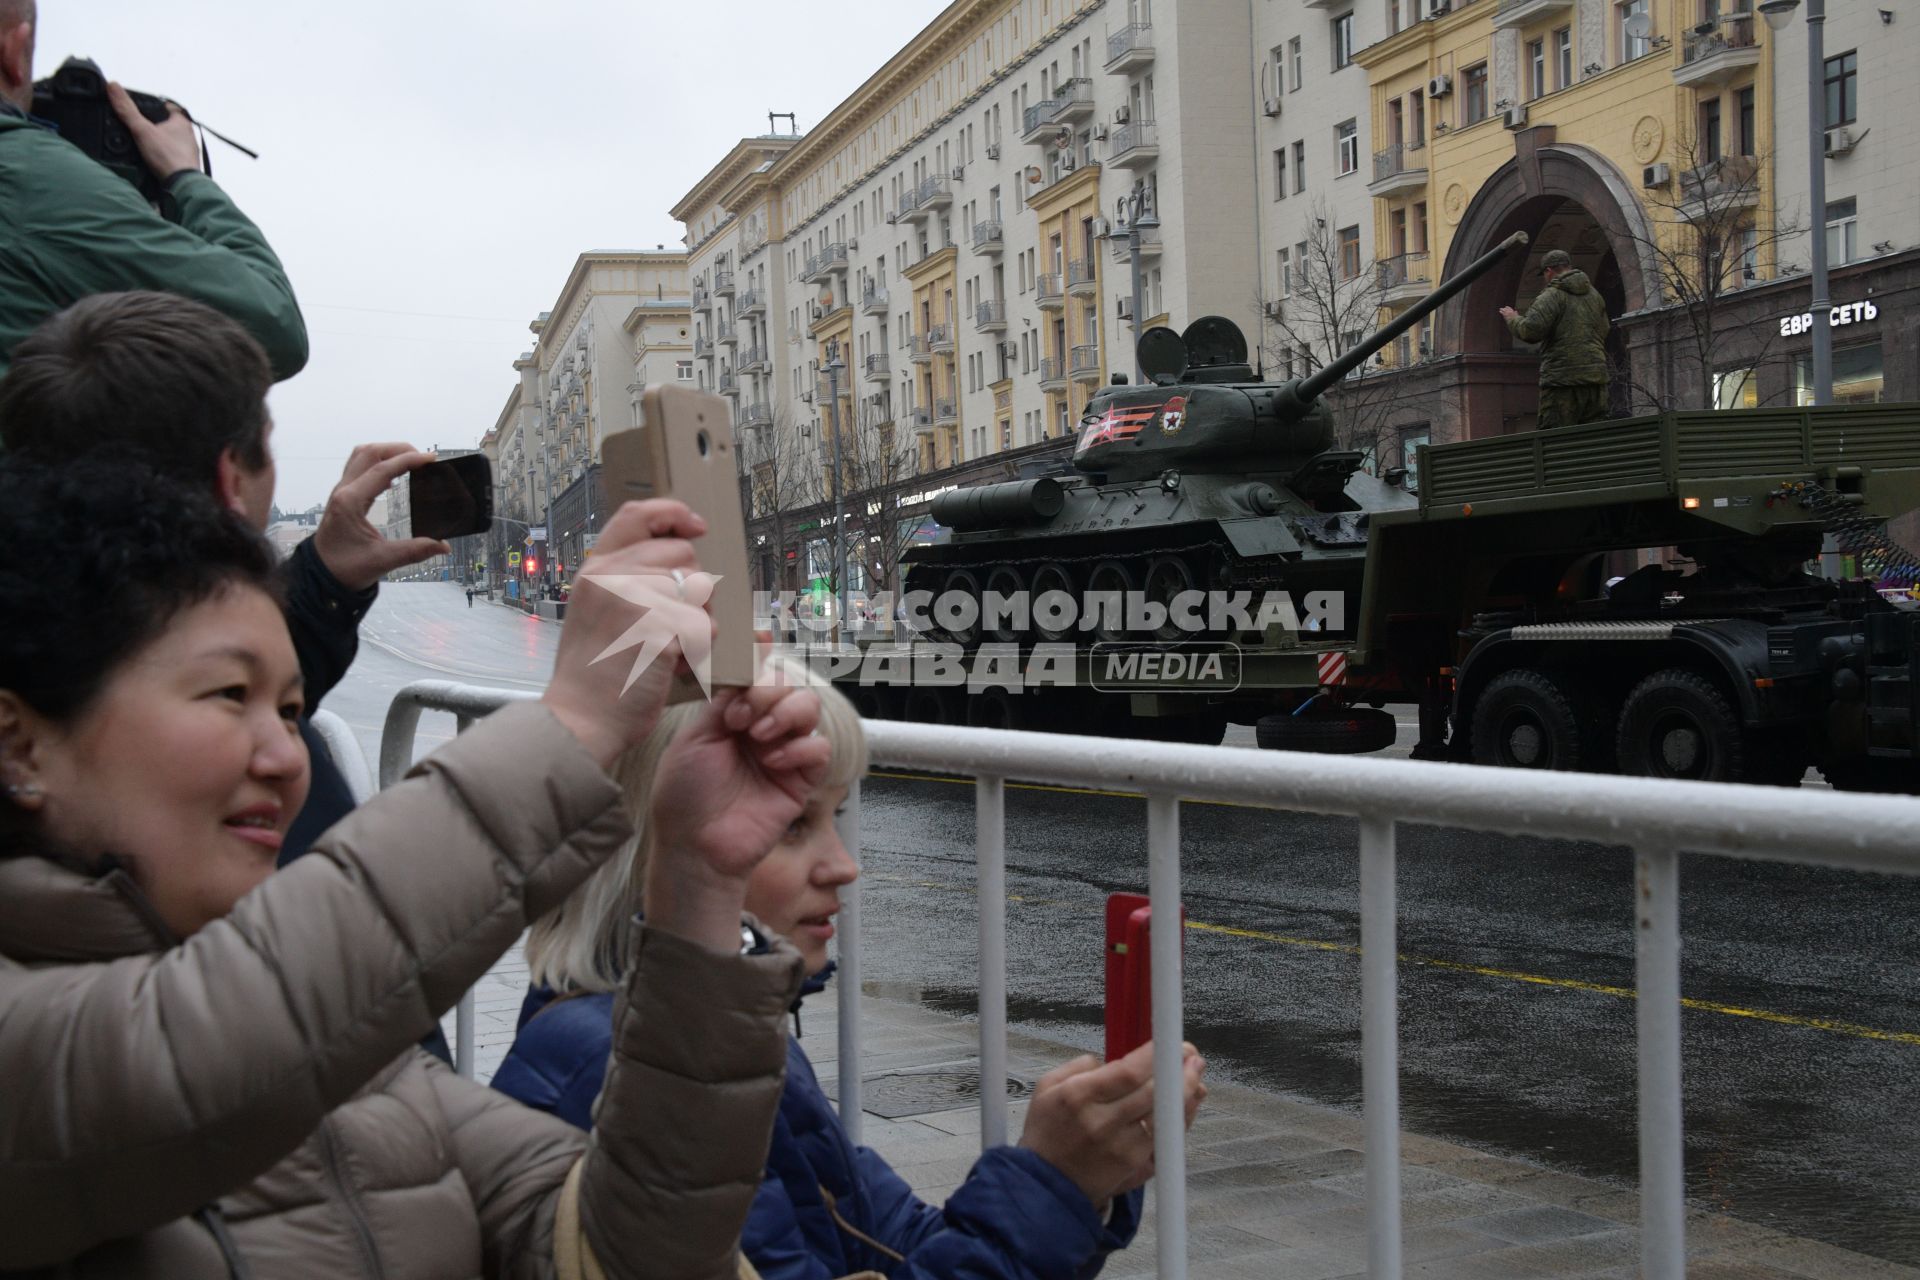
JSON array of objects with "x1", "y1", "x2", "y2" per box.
[{"x1": 524, "y1": 557, "x2": 539, "y2": 576}]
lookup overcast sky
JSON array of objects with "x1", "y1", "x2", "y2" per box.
[{"x1": 44, "y1": 2, "x2": 944, "y2": 510}]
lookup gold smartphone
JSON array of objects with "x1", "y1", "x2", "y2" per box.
[{"x1": 599, "y1": 386, "x2": 755, "y2": 699}]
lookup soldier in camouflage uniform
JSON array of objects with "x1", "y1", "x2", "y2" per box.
[{"x1": 1500, "y1": 248, "x2": 1611, "y2": 429}]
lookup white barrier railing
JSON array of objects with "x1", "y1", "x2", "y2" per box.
[{"x1": 371, "y1": 680, "x2": 1920, "y2": 1280}]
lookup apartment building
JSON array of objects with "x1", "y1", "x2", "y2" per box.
[
  {"x1": 674, "y1": 0, "x2": 1267, "y2": 591},
  {"x1": 1343, "y1": 0, "x2": 1918, "y2": 473}
]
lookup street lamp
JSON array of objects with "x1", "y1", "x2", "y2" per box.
[
  {"x1": 1758, "y1": 0, "x2": 1831, "y2": 404},
  {"x1": 1105, "y1": 192, "x2": 1161, "y2": 383}
]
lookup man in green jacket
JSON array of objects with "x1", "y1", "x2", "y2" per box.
[
  {"x1": 0, "y1": 0, "x2": 307, "y2": 381},
  {"x1": 1500, "y1": 248, "x2": 1610, "y2": 429}
]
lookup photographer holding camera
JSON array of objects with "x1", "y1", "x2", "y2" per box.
[{"x1": 0, "y1": 0, "x2": 308, "y2": 381}]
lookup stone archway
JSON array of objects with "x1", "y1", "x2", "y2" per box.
[{"x1": 1434, "y1": 131, "x2": 1659, "y2": 435}]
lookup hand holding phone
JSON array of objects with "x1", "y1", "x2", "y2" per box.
[
  {"x1": 311, "y1": 444, "x2": 460, "y2": 591},
  {"x1": 1105, "y1": 892, "x2": 1186, "y2": 1062}
]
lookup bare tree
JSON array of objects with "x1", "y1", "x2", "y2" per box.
[
  {"x1": 1613, "y1": 136, "x2": 1805, "y2": 412},
  {"x1": 801, "y1": 392, "x2": 919, "y2": 605},
  {"x1": 1255, "y1": 196, "x2": 1444, "y2": 468},
  {"x1": 739, "y1": 409, "x2": 813, "y2": 592}
]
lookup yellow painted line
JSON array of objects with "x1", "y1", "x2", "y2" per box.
[{"x1": 866, "y1": 876, "x2": 1920, "y2": 1047}]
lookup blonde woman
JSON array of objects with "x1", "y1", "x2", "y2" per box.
[{"x1": 496, "y1": 660, "x2": 1209, "y2": 1280}]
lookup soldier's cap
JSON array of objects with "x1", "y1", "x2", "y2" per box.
[{"x1": 1540, "y1": 249, "x2": 1573, "y2": 274}]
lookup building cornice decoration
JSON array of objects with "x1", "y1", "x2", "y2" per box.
[
  {"x1": 902, "y1": 244, "x2": 960, "y2": 285},
  {"x1": 1026, "y1": 161, "x2": 1102, "y2": 221}
]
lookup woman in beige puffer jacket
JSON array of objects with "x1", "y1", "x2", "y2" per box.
[{"x1": 0, "y1": 466, "x2": 828, "y2": 1280}]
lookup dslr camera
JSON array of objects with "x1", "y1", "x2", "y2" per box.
[{"x1": 32, "y1": 56, "x2": 196, "y2": 205}]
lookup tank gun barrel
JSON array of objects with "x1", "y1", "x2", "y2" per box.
[{"x1": 1292, "y1": 230, "x2": 1530, "y2": 404}]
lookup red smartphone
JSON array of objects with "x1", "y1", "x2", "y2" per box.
[{"x1": 1104, "y1": 893, "x2": 1185, "y2": 1062}]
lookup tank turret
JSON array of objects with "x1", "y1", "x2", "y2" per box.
[{"x1": 1075, "y1": 231, "x2": 1529, "y2": 484}]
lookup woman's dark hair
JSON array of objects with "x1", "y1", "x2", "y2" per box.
[
  {"x1": 0, "y1": 292, "x2": 273, "y2": 481},
  {"x1": 0, "y1": 457, "x2": 283, "y2": 724}
]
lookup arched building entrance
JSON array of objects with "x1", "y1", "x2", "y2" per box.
[{"x1": 1435, "y1": 130, "x2": 1658, "y2": 436}]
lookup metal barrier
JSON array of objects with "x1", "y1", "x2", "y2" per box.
[{"x1": 371, "y1": 680, "x2": 1920, "y2": 1280}]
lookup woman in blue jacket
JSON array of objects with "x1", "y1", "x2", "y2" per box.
[{"x1": 494, "y1": 661, "x2": 1208, "y2": 1280}]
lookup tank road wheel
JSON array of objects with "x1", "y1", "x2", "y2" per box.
[
  {"x1": 1030, "y1": 562, "x2": 1077, "y2": 643},
  {"x1": 1084, "y1": 560, "x2": 1137, "y2": 644},
  {"x1": 966, "y1": 687, "x2": 1040, "y2": 731},
  {"x1": 903, "y1": 565, "x2": 946, "y2": 641},
  {"x1": 939, "y1": 568, "x2": 983, "y2": 648},
  {"x1": 1143, "y1": 555, "x2": 1199, "y2": 644},
  {"x1": 1256, "y1": 708, "x2": 1396, "y2": 754},
  {"x1": 904, "y1": 686, "x2": 960, "y2": 726},
  {"x1": 983, "y1": 565, "x2": 1028, "y2": 644},
  {"x1": 1615, "y1": 669, "x2": 1744, "y2": 782},
  {"x1": 1470, "y1": 669, "x2": 1586, "y2": 771}
]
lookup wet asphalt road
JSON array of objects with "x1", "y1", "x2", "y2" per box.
[{"x1": 338, "y1": 583, "x2": 1920, "y2": 1265}]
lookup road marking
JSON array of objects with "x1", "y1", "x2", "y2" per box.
[{"x1": 863, "y1": 878, "x2": 1920, "y2": 1049}]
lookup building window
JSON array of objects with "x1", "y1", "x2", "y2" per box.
[
  {"x1": 1824, "y1": 50, "x2": 1857, "y2": 126},
  {"x1": 1463, "y1": 63, "x2": 1489, "y2": 124},
  {"x1": 675, "y1": 360, "x2": 694, "y2": 381},
  {"x1": 1273, "y1": 147, "x2": 1288, "y2": 199},
  {"x1": 1739, "y1": 225, "x2": 1758, "y2": 282},
  {"x1": 1338, "y1": 225, "x2": 1361, "y2": 279},
  {"x1": 1796, "y1": 343, "x2": 1883, "y2": 406},
  {"x1": 1332, "y1": 13, "x2": 1355, "y2": 69},
  {"x1": 1400, "y1": 429, "x2": 1430, "y2": 491},
  {"x1": 1527, "y1": 39, "x2": 1546, "y2": 100},
  {"x1": 1278, "y1": 247, "x2": 1293, "y2": 296},
  {"x1": 1336, "y1": 119, "x2": 1359, "y2": 176},
  {"x1": 1737, "y1": 86, "x2": 1755, "y2": 156},
  {"x1": 1699, "y1": 96, "x2": 1722, "y2": 163},
  {"x1": 1292, "y1": 140, "x2": 1307, "y2": 193},
  {"x1": 1289, "y1": 36, "x2": 1303, "y2": 91},
  {"x1": 1411, "y1": 91, "x2": 1426, "y2": 143},
  {"x1": 1825, "y1": 198, "x2": 1858, "y2": 265},
  {"x1": 1619, "y1": 0, "x2": 1650, "y2": 61},
  {"x1": 1554, "y1": 27, "x2": 1574, "y2": 89},
  {"x1": 1413, "y1": 200, "x2": 1429, "y2": 252},
  {"x1": 1713, "y1": 368, "x2": 1757, "y2": 410}
]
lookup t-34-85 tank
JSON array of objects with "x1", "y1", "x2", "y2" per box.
[{"x1": 900, "y1": 232, "x2": 1531, "y2": 698}]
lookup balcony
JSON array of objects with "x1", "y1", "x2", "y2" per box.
[
  {"x1": 972, "y1": 220, "x2": 1005, "y2": 254},
  {"x1": 1110, "y1": 225, "x2": 1163, "y2": 261},
  {"x1": 739, "y1": 345, "x2": 769, "y2": 374},
  {"x1": 895, "y1": 187, "x2": 923, "y2": 222},
  {"x1": 975, "y1": 299, "x2": 1007, "y2": 332},
  {"x1": 1109, "y1": 120, "x2": 1158, "y2": 170},
  {"x1": 693, "y1": 335, "x2": 714, "y2": 360},
  {"x1": 1066, "y1": 258, "x2": 1098, "y2": 297},
  {"x1": 803, "y1": 242, "x2": 849, "y2": 282},
  {"x1": 738, "y1": 402, "x2": 773, "y2": 428},
  {"x1": 692, "y1": 285, "x2": 713, "y2": 313},
  {"x1": 1069, "y1": 344, "x2": 1101, "y2": 383},
  {"x1": 1492, "y1": 0, "x2": 1575, "y2": 30},
  {"x1": 905, "y1": 177, "x2": 951, "y2": 222},
  {"x1": 713, "y1": 270, "x2": 736, "y2": 298},
  {"x1": 861, "y1": 284, "x2": 890, "y2": 316},
  {"x1": 1676, "y1": 16, "x2": 1759, "y2": 89},
  {"x1": 1020, "y1": 78, "x2": 1096, "y2": 142},
  {"x1": 934, "y1": 397, "x2": 958, "y2": 426},
  {"x1": 717, "y1": 372, "x2": 739, "y2": 396},
  {"x1": 1376, "y1": 251, "x2": 1431, "y2": 306},
  {"x1": 1039, "y1": 356, "x2": 1068, "y2": 392},
  {"x1": 908, "y1": 334, "x2": 933, "y2": 365},
  {"x1": 1369, "y1": 141, "x2": 1429, "y2": 198},
  {"x1": 1678, "y1": 154, "x2": 1761, "y2": 220},
  {"x1": 905, "y1": 405, "x2": 935, "y2": 435},
  {"x1": 736, "y1": 286, "x2": 767, "y2": 317},
  {"x1": 926, "y1": 323, "x2": 955, "y2": 355},
  {"x1": 1105, "y1": 23, "x2": 1154, "y2": 74},
  {"x1": 1036, "y1": 273, "x2": 1065, "y2": 310},
  {"x1": 715, "y1": 321, "x2": 737, "y2": 346},
  {"x1": 863, "y1": 353, "x2": 891, "y2": 382}
]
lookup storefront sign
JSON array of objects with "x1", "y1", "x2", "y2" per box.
[{"x1": 1780, "y1": 300, "x2": 1879, "y2": 338}]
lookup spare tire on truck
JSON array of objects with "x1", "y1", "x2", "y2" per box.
[{"x1": 1256, "y1": 707, "x2": 1396, "y2": 754}]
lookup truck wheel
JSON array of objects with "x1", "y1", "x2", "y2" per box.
[
  {"x1": 1256, "y1": 708, "x2": 1396, "y2": 753},
  {"x1": 1616, "y1": 669, "x2": 1744, "y2": 781},
  {"x1": 1471, "y1": 669, "x2": 1586, "y2": 771}
]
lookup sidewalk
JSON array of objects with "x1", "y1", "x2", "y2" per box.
[{"x1": 446, "y1": 945, "x2": 1915, "y2": 1280}]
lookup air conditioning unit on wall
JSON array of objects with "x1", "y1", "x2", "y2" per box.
[
  {"x1": 986, "y1": 142, "x2": 1002, "y2": 160},
  {"x1": 1263, "y1": 97, "x2": 1283, "y2": 117},
  {"x1": 1824, "y1": 125, "x2": 1864, "y2": 157},
  {"x1": 1642, "y1": 162, "x2": 1671, "y2": 188},
  {"x1": 1117, "y1": 298, "x2": 1133, "y2": 319},
  {"x1": 1503, "y1": 105, "x2": 1529, "y2": 129},
  {"x1": 1115, "y1": 105, "x2": 1132, "y2": 124},
  {"x1": 1428, "y1": 74, "x2": 1452, "y2": 97}
]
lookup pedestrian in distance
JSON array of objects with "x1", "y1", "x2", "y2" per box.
[
  {"x1": 0, "y1": 462, "x2": 832, "y2": 1279},
  {"x1": 493, "y1": 656, "x2": 1210, "y2": 1280},
  {"x1": 467, "y1": 586, "x2": 475, "y2": 608},
  {"x1": 0, "y1": 0, "x2": 308, "y2": 381},
  {"x1": 1499, "y1": 248, "x2": 1611, "y2": 430},
  {"x1": 0, "y1": 292, "x2": 443, "y2": 863}
]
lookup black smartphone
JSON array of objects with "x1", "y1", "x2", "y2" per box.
[{"x1": 408, "y1": 455, "x2": 492, "y2": 541}]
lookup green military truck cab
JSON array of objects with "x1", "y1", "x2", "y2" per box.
[{"x1": 1357, "y1": 405, "x2": 1920, "y2": 789}]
